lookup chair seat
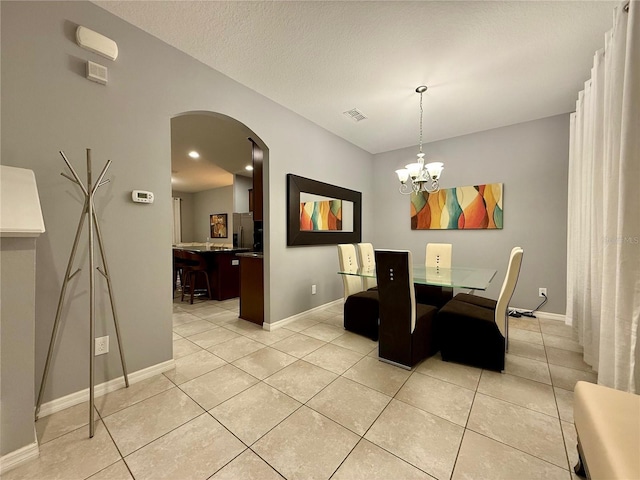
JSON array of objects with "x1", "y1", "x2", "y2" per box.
[
  {"x1": 453, "y1": 293, "x2": 497, "y2": 309},
  {"x1": 344, "y1": 290, "x2": 379, "y2": 341},
  {"x1": 438, "y1": 299, "x2": 505, "y2": 371}
]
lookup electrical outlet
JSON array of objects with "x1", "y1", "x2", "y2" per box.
[
  {"x1": 539, "y1": 287, "x2": 547, "y2": 298},
  {"x1": 95, "y1": 335, "x2": 109, "y2": 356},
  {"x1": 311, "y1": 284, "x2": 317, "y2": 295}
]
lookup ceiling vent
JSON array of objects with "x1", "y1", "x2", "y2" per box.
[{"x1": 343, "y1": 108, "x2": 368, "y2": 122}]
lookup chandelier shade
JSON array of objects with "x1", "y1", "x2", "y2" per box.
[{"x1": 396, "y1": 86, "x2": 444, "y2": 195}]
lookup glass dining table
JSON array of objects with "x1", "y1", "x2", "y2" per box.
[{"x1": 338, "y1": 265, "x2": 497, "y2": 291}]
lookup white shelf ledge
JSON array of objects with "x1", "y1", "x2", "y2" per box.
[{"x1": 0, "y1": 165, "x2": 45, "y2": 237}]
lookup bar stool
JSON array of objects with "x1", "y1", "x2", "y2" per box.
[{"x1": 174, "y1": 250, "x2": 212, "y2": 304}]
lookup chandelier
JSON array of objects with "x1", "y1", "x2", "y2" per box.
[{"x1": 395, "y1": 86, "x2": 444, "y2": 195}]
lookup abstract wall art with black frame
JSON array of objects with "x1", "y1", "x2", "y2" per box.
[{"x1": 287, "y1": 174, "x2": 361, "y2": 246}]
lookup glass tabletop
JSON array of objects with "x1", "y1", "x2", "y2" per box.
[{"x1": 338, "y1": 265, "x2": 497, "y2": 291}]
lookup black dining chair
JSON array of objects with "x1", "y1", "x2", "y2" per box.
[
  {"x1": 374, "y1": 250, "x2": 439, "y2": 368},
  {"x1": 338, "y1": 244, "x2": 379, "y2": 341},
  {"x1": 436, "y1": 247, "x2": 524, "y2": 371}
]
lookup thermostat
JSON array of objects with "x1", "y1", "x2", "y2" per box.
[{"x1": 132, "y1": 190, "x2": 154, "y2": 204}]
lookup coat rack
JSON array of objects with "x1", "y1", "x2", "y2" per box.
[{"x1": 35, "y1": 149, "x2": 129, "y2": 438}]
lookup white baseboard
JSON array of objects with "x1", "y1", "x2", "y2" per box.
[
  {"x1": 0, "y1": 439, "x2": 39, "y2": 475},
  {"x1": 37, "y1": 359, "x2": 175, "y2": 419},
  {"x1": 511, "y1": 307, "x2": 566, "y2": 323},
  {"x1": 536, "y1": 311, "x2": 566, "y2": 323},
  {"x1": 264, "y1": 299, "x2": 342, "y2": 331}
]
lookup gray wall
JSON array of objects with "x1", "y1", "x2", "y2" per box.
[
  {"x1": 1, "y1": 0, "x2": 374, "y2": 412},
  {"x1": 171, "y1": 190, "x2": 195, "y2": 243},
  {"x1": 372, "y1": 114, "x2": 569, "y2": 314},
  {"x1": 193, "y1": 186, "x2": 233, "y2": 242},
  {"x1": 0, "y1": 239, "x2": 37, "y2": 455}
]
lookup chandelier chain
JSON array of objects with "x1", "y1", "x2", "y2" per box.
[{"x1": 419, "y1": 91, "x2": 424, "y2": 154}]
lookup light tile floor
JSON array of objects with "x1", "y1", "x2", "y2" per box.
[{"x1": 7, "y1": 297, "x2": 597, "y2": 480}]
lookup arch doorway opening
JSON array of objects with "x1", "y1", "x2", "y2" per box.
[{"x1": 170, "y1": 111, "x2": 268, "y2": 325}]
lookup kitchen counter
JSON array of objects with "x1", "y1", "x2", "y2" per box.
[{"x1": 236, "y1": 252, "x2": 263, "y2": 258}]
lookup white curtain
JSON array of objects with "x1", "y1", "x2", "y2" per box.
[
  {"x1": 172, "y1": 197, "x2": 182, "y2": 245},
  {"x1": 567, "y1": 1, "x2": 640, "y2": 393}
]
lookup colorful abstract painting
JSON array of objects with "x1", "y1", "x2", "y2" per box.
[
  {"x1": 411, "y1": 183, "x2": 503, "y2": 230},
  {"x1": 300, "y1": 200, "x2": 342, "y2": 231}
]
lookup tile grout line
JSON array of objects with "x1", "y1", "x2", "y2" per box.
[
  {"x1": 449, "y1": 373, "x2": 482, "y2": 480},
  {"x1": 93, "y1": 409, "x2": 136, "y2": 480},
  {"x1": 543, "y1": 327, "x2": 577, "y2": 473}
]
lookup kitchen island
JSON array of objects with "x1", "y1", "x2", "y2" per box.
[{"x1": 173, "y1": 245, "x2": 251, "y2": 301}]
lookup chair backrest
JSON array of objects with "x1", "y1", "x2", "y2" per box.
[
  {"x1": 356, "y1": 243, "x2": 377, "y2": 290},
  {"x1": 495, "y1": 247, "x2": 524, "y2": 336},
  {"x1": 337, "y1": 244, "x2": 363, "y2": 298},
  {"x1": 375, "y1": 250, "x2": 417, "y2": 333},
  {"x1": 425, "y1": 243, "x2": 452, "y2": 269}
]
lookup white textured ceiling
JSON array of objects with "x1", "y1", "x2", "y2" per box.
[
  {"x1": 95, "y1": 0, "x2": 614, "y2": 188},
  {"x1": 170, "y1": 114, "x2": 254, "y2": 193}
]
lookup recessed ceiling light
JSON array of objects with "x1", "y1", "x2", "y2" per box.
[
  {"x1": 245, "y1": 165, "x2": 254, "y2": 171},
  {"x1": 188, "y1": 151, "x2": 200, "y2": 159}
]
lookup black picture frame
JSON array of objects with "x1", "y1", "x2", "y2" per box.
[
  {"x1": 210, "y1": 213, "x2": 228, "y2": 238},
  {"x1": 287, "y1": 174, "x2": 362, "y2": 246}
]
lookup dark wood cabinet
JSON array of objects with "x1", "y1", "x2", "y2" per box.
[
  {"x1": 250, "y1": 140, "x2": 263, "y2": 222},
  {"x1": 209, "y1": 251, "x2": 241, "y2": 301},
  {"x1": 239, "y1": 254, "x2": 264, "y2": 325},
  {"x1": 248, "y1": 188, "x2": 253, "y2": 213}
]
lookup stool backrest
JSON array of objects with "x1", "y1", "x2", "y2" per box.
[
  {"x1": 338, "y1": 244, "x2": 363, "y2": 298},
  {"x1": 173, "y1": 249, "x2": 207, "y2": 270}
]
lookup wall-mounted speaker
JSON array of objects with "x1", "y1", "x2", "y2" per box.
[{"x1": 76, "y1": 26, "x2": 118, "y2": 61}]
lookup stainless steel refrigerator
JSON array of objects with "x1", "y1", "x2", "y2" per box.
[{"x1": 233, "y1": 212, "x2": 254, "y2": 249}]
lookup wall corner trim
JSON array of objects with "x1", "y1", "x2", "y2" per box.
[
  {"x1": 0, "y1": 439, "x2": 39, "y2": 475},
  {"x1": 37, "y1": 359, "x2": 175, "y2": 419},
  {"x1": 264, "y1": 299, "x2": 343, "y2": 331}
]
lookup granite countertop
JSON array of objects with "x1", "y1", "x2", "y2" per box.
[
  {"x1": 236, "y1": 252, "x2": 263, "y2": 259},
  {"x1": 173, "y1": 246, "x2": 251, "y2": 254}
]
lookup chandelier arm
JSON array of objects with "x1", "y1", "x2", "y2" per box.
[{"x1": 399, "y1": 183, "x2": 412, "y2": 195}]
